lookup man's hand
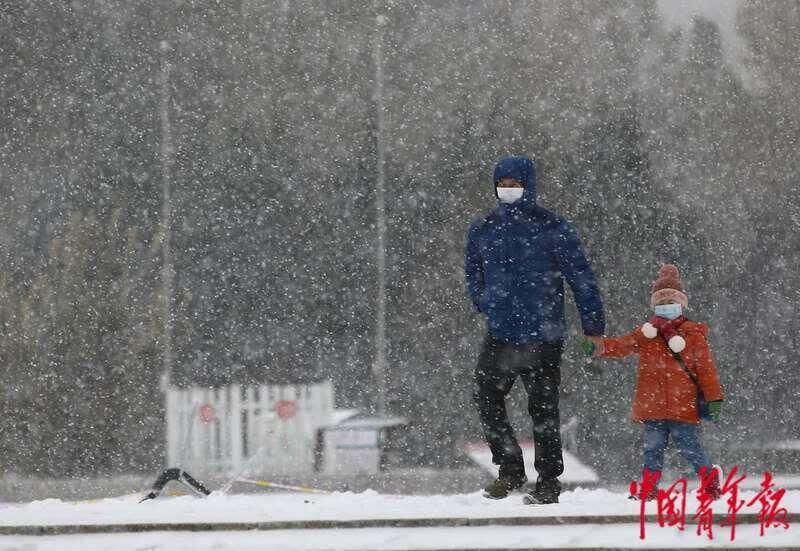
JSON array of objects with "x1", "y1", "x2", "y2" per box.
[{"x1": 707, "y1": 400, "x2": 722, "y2": 423}]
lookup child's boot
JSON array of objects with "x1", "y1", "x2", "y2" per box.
[
  {"x1": 698, "y1": 464, "x2": 723, "y2": 501},
  {"x1": 629, "y1": 467, "x2": 661, "y2": 501}
]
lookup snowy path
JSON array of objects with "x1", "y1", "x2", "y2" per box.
[
  {"x1": 2, "y1": 487, "x2": 799, "y2": 527},
  {"x1": 0, "y1": 489, "x2": 797, "y2": 549}
]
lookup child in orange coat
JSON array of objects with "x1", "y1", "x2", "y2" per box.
[{"x1": 585, "y1": 264, "x2": 724, "y2": 500}]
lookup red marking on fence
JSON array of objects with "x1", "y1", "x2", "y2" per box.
[
  {"x1": 276, "y1": 400, "x2": 296, "y2": 420},
  {"x1": 199, "y1": 404, "x2": 216, "y2": 424}
]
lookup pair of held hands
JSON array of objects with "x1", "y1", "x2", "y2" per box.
[{"x1": 576, "y1": 336, "x2": 723, "y2": 423}]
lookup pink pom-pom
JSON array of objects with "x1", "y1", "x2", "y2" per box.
[{"x1": 642, "y1": 323, "x2": 657, "y2": 339}]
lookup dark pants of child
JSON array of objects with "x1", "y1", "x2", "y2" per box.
[
  {"x1": 473, "y1": 334, "x2": 564, "y2": 480},
  {"x1": 643, "y1": 420, "x2": 712, "y2": 474}
]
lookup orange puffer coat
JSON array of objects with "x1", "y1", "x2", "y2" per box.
[{"x1": 599, "y1": 320, "x2": 724, "y2": 424}]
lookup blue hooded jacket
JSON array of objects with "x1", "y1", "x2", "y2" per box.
[{"x1": 465, "y1": 156, "x2": 605, "y2": 343}]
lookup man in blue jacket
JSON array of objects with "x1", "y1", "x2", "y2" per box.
[{"x1": 465, "y1": 155, "x2": 605, "y2": 504}]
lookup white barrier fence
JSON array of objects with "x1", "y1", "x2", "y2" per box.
[{"x1": 166, "y1": 381, "x2": 334, "y2": 476}]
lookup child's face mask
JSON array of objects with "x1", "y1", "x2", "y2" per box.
[
  {"x1": 654, "y1": 303, "x2": 682, "y2": 320},
  {"x1": 497, "y1": 187, "x2": 524, "y2": 203}
]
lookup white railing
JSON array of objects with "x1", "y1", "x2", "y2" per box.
[{"x1": 166, "y1": 380, "x2": 334, "y2": 476}]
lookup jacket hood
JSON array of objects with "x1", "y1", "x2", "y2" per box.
[{"x1": 493, "y1": 155, "x2": 537, "y2": 207}]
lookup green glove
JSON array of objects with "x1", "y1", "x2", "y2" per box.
[
  {"x1": 578, "y1": 339, "x2": 596, "y2": 357},
  {"x1": 707, "y1": 400, "x2": 722, "y2": 423}
]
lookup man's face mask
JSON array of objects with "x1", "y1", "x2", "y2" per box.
[
  {"x1": 497, "y1": 187, "x2": 524, "y2": 203},
  {"x1": 654, "y1": 303, "x2": 682, "y2": 320}
]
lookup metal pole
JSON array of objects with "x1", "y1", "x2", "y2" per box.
[
  {"x1": 159, "y1": 40, "x2": 175, "y2": 391},
  {"x1": 372, "y1": 10, "x2": 387, "y2": 415}
]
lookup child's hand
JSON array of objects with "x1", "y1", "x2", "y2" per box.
[
  {"x1": 707, "y1": 401, "x2": 723, "y2": 423},
  {"x1": 579, "y1": 336, "x2": 602, "y2": 357},
  {"x1": 578, "y1": 339, "x2": 595, "y2": 356}
]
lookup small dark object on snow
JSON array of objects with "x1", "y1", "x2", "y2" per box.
[{"x1": 140, "y1": 468, "x2": 212, "y2": 502}]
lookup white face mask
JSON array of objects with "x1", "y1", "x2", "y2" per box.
[
  {"x1": 654, "y1": 303, "x2": 682, "y2": 320},
  {"x1": 497, "y1": 187, "x2": 524, "y2": 203}
]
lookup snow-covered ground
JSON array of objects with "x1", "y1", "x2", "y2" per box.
[
  {"x1": 2, "y1": 523, "x2": 799, "y2": 551},
  {"x1": 3, "y1": 486, "x2": 799, "y2": 526},
  {"x1": 0, "y1": 488, "x2": 797, "y2": 549}
]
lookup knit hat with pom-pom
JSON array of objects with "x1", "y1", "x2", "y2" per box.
[{"x1": 650, "y1": 264, "x2": 688, "y2": 309}]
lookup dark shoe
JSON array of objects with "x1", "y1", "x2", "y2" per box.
[
  {"x1": 483, "y1": 471, "x2": 528, "y2": 500},
  {"x1": 523, "y1": 476, "x2": 561, "y2": 505}
]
